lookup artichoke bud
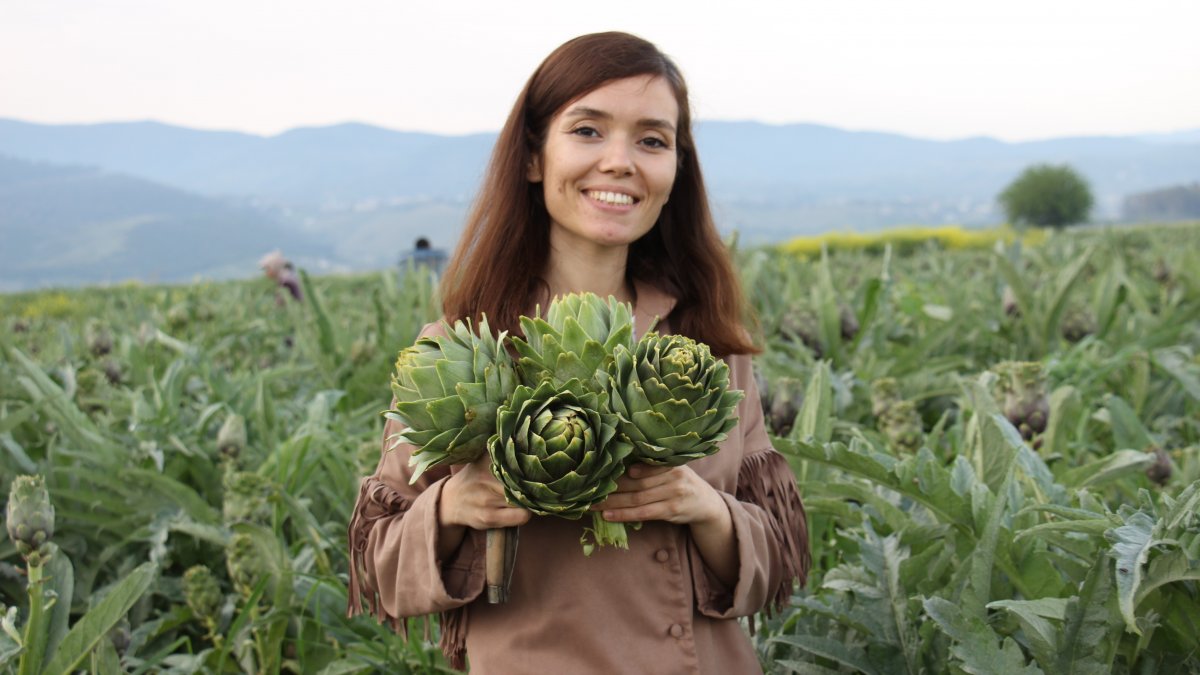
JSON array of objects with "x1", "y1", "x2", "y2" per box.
[
  {"x1": 607, "y1": 334, "x2": 744, "y2": 466},
  {"x1": 779, "y1": 308, "x2": 822, "y2": 357},
  {"x1": 512, "y1": 293, "x2": 634, "y2": 390},
  {"x1": 387, "y1": 316, "x2": 516, "y2": 483},
  {"x1": 1145, "y1": 446, "x2": 1172, "y2": 486},
  {"x1": 766, "y1": 376, "x2": 804, "y2": 437},
  {"x1": 994, "y1": 361, "x2": 1050, "y2": 439},
  {"x1": 5, "y1": 475, "x2": 55, "y2": 561},
  {"x1": 1152, "y1": 258, "x2": 1171, "y2": 285},
  {"x1": 108, "y1": 618, "x2": 132, "y2": 654},
  {"x1": 183, "y1": 565, "x2": 222, "y2": 621},
  {"x1": 226, "y1": 533, "x2": 267, "y2": 596},
  {"x1": 1059, "y1": 307, "x2": 1097, "y2": 343},
  {"x1": 839, "y1": 305, "x2": 860, "y2": 342},
  {"x1": 879, "y1": 400, "x2": 923, "y2": 453},
  {"x1": 217, "y1": 414, "x2": 247, "y2": 461},
  {"x1": 222, "y1": 471, "x2": 276, "y2": 525},
  {"x1": 1001, "y1": 285, "x2": 1020, "y2": 318},
  {"x1": 86, "y1": 322, "x2": 113, "y2": 357},
  {"x1": 870, "y1": 378, "x2": 902, "y2": 418}
]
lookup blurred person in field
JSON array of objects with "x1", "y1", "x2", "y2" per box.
[
  {"x1": 258, "y1": 250, "x2": 303, "y2": 303},
  {"x1": 398, "y1": 236, "x2": 448, "y2": 277}
]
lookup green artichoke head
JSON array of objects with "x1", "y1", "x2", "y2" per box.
[
  {"x1": 879, "y1": 399, "x2": 923, "y2": 453},
  {"x1": 5, "y1": 474, "x2": 55, "y2": 560},
  {"x1": 183, "y1": 565, "x2": 222, "y2": 621},
  {"x1": 217, "y1": 414, "x2": 247, "y2": 462},
  {"x1": 511, "y1": 293, "x2": 634, "y2": 391},
  {"x1": 993, "y1": 361, "x2": 1050, "y2": 438},
  {"x1": 870, "y1": 377, "x2": 902, "y2": 418},
  {"x1": 488, "y1": 379, "x2": 632, "y2": 519},
  {"x1": 607, "y1": 334, "x2": 744, "y2": 466},
  {"x1": 222, "y1": 471, "x2": 276, "y2": 525},
  {"x1": 386, "y1": 316, "x2": 517, "y2": 482},
  {"x1": 226, "y1": 532, "x2": 268, "y2": 597}
]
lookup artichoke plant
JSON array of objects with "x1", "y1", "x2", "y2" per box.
[
  {"x1": 488, "y1": 379, "x2": 632, "y2": 552},
  {"x1": 385, "y1": 316, "x2": 516, "y2": 483},
  {"x1": 871, "y1": 378, "x2": 923, "y2": 453},
  {"x1": 5, "y1": 475, "x2": 55, "y2": 565},
  {"x1": 217, "y1": 414, "x2": 247, "y2": 463},
  {"x1": 183, "y1": 565, "x2": 222, "y2": 623},
  {"x1": 222, "y1": 471, "x2": 276, "y2": 525},
  {"x1": 607, "y1": 334, "x2": 744, "y2": 465},
  {"x1": 510, "y1": 293, "x2": 634, "y2": 391}
]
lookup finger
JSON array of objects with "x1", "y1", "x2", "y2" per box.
[
  {"x1": 598, "y1": 482, "x2": 685, "y2": 512},
  {"x1": 613, "y1": 469, "x2": 678, "y2": 494},
  {"x1": 626, "y1": 463, "x2": 672, "y2": 479}
]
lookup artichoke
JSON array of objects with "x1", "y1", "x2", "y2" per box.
[
  {"x1": 217, "y1": 414, "x2": 247, "y2": 463},
  {"x1": 607, "y1": 334, "x2": 744, "y2": 465},
  {"x1": 1145, "y1": 446, "x2": 1172, "y2": 486},
  {"x1": 226, "y1": 532, "x2": 268, "y2": 597},
  {"x1": 489, "y1": 380, "x2": 632, "y2": 552},
  {"x1": 766, "y1": 376, "x2": 805, "y2": 437},
  {"x1": 5, "y1": 475, "x2": 55, "y2": 564},
  {"x1": 385, "y1": 316, "x2": 516, "y2": 483},
  {"x1": 994, "y1": 361, "x2": 1050, "y2": 442},
  {"x1": 878, "y1": 399, "x2": 923, "y2": 453},
  {"x1": 222, "y1": 471, "x2": 276, "y2": 525},
  {"x1": 870, "y1": 377, "x2": 902, "y2": 418},
  {"x1": 183, "y1": 565, "x2": 222, "y2": 622},
  {"x1": 510, "y1": 293, "x2": 634, "y2": 391}
]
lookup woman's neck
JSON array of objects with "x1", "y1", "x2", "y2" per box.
[{"x1": 541, "y1": 241, "x2": 634, "y2": 306}]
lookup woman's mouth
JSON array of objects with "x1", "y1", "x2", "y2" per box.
[{"x1": 585, "y1": 190, "x2": 638, "y2": 207}]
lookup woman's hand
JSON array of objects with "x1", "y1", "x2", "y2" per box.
[
  {"x1": 594, "y1": 463, "x2": 724, "y2": 526},
  {"x1": 594, "y1": 463, "x2": 738, "y2": 585},
  {"x1": 436, "y1": 454, "x2": 530, "y2": 560}
]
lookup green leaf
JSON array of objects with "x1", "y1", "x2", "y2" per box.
[
  {"x1": 987, "y1": 598, "x2": 1068, "y2": 668},
  {"x1": 1042, "y1": 246, "x2": 1094, "y2": 347},
  {"x1": 1054, "y1": 555, "x2": 1118, "y2": 675},
  {"x1": 1104, "y1": 395, "x2": 1153, "y2": 451},
  {"x1": 1135, "y1": 548, "x2": 1200, "y2": 608},
  {"x1": 769, "y1": 634, "x2": 880, "y2": 675},
  {"x1": 1059, "y1": 450, "x2": 1154, "y2": 488},
  {"x1": 44, "y1": 546, "x2": 75, "y2": 661},
  {"x1": 797, "y1": 360, "x2": 833, "y2": 444},
  {"x1": 924, "y1": 596, "x2": 1044, "y2": 674},
  {"x1": 41, "y1": 562, "x2": 156, "y2": 675},
  {"x1": 1042, "y1": 385, "x2": 1082, "y2": 459},
  {"x1": 1108, "y1": 510, "x2": 1157, "y2": 634}
]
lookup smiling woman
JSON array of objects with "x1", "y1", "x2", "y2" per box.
[{"x1": 347, "y1": 32, "x2": 809, "y2": 674}]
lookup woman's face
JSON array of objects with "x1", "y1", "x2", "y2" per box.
[{"x1": 529, "y1": 75, "x2": 679, "y2": 256}]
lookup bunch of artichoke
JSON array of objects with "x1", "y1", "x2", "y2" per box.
[
  {"x1": 993, "y1": 361, "x2": 1050, "y2": 445},
  {"x1": 607, "y1": 334, "x2": 743, "y2": 465},
  {"x1": 385, "y1": 316, "x2": 516, "y2": 482},
  {"x1": 385, "y1": 292, "x2": 744, "y2": 555},
  {"x1": 871, "y1": 378, "x2": 923, "y2": 453}
]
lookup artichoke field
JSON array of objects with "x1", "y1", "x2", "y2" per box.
[{"x1": 0, "y1": 222, "x2": 1197, "y2": 672}]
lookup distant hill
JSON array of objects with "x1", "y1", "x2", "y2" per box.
[
  {"x1": 1, "y1": 118, "x2": 1198, "y2": 289},
  {"x1": 0, "y1": 154, "x2": 321, "y2": 290}
]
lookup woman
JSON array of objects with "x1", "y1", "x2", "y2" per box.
[{"x1": 348, "y1": 32, "x2": 809, "y2": 674}]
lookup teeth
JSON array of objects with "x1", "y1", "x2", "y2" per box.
[{"x1": 589, "y1": 190, "x2": 634, "y2": 206}]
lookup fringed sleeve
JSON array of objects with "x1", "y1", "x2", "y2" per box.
[
  {"x1": 346, "y1": 476, "x2": 412, "y2": 630},
  {"x1": 735, "y1": 449, "x2": 811, "y2": 613}
]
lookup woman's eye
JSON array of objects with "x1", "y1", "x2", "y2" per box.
[
  {"x1": 571, "y1": 126, "x2": 600, "y2": 138},
  {"x1": 641, "y1": 137, "x2": 669, "y2": 149}
]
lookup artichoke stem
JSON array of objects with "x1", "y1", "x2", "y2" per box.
[
  {"x1": 583, "y1": 513, "x2": 629, "y2": 556},
  {"x1": 19, "y1": 561, "x2": 47, "y2": 675}
]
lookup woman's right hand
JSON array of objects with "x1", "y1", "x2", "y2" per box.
[{"x1": 437, "y1": 454, "x2": 530, "y2": 557}]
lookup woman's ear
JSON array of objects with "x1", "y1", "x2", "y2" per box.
[{"x1": 527, "y1": 154, "x2": 543, "y2": 183}]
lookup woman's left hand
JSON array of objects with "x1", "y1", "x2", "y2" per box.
[
  {"x1": 595, "y1": 463, "x2": 738, "y2": 585},
  {"x1": 594, "y1": 463, "x2": 723, "y2": 526}
]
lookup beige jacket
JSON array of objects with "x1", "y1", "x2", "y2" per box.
[{"x1": 348, "y1": 282, "x2": 809, "y2": 674}]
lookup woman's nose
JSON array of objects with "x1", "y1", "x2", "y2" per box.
[{"x1": 598, "y1": 139, "x2": 635, "y2": 176}]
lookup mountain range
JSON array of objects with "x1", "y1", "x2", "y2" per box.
[{"x1": 1, "y1": 117, "x2": 1197, "y2": 290}]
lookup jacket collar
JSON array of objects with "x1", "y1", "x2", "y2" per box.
[{"x1": 632, "y1": 278, "x2": 677, "y2": 338}]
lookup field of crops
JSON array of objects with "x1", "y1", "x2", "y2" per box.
[{"x1": 2, "y1": 222, "x2": 1198, "y2": 673}]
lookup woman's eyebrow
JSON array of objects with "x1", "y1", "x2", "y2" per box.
[{"x1": 563, "y1": 106, "x2": 676, "y2": 133}]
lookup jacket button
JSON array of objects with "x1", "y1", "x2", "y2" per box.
[
  {"x1": 668, "y1": 623, "x2": 684, "y2": 638},
  {"x1": 655, "y1": 549, "x2": 670, "y2": 563}
]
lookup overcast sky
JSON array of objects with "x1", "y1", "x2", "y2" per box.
[{"x1": 2, "y1": 0, "x2": 1197, "y2": 142}]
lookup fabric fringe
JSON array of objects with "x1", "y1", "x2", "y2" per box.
[
  {"x1": 736, "y1": 450, "x2": 811, "y2": 614},
  {"x1": 345, "y1": 477, "x2": 411, "y2": 633},
  {"x1": 439, "y1": 606, "x2": 469, "y2": 670},
  {"x1": 346, "y1": 476, "x2": 469, "y2": 670}
]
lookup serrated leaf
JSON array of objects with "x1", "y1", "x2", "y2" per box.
[
  {"x1": 988, "y1": 598, "x2": 1068, "y2": 667},
  {"x1": 924, "y1": 596, "x2": 1044, "y2": 674},
  {"x1": 1059, "y1": 450, "x2": 1154, "y2": 489},
  {"x1": 770, "y1": 634, "x2": 880, "y2": 675},
  {"x1": 798, "y1": 360, "x2": 833, "y2": 443},
  {"x1": 1055, "y1": 555, "x2": 1118, "y2": 675}
]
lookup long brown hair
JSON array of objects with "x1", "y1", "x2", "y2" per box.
[{"x1": 440, "y1": 31, "x2": 757, "y2": 356}]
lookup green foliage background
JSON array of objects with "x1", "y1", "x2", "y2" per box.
[{"x1": 1, "y1": 222, "x2": 1198, "y2": 672}]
